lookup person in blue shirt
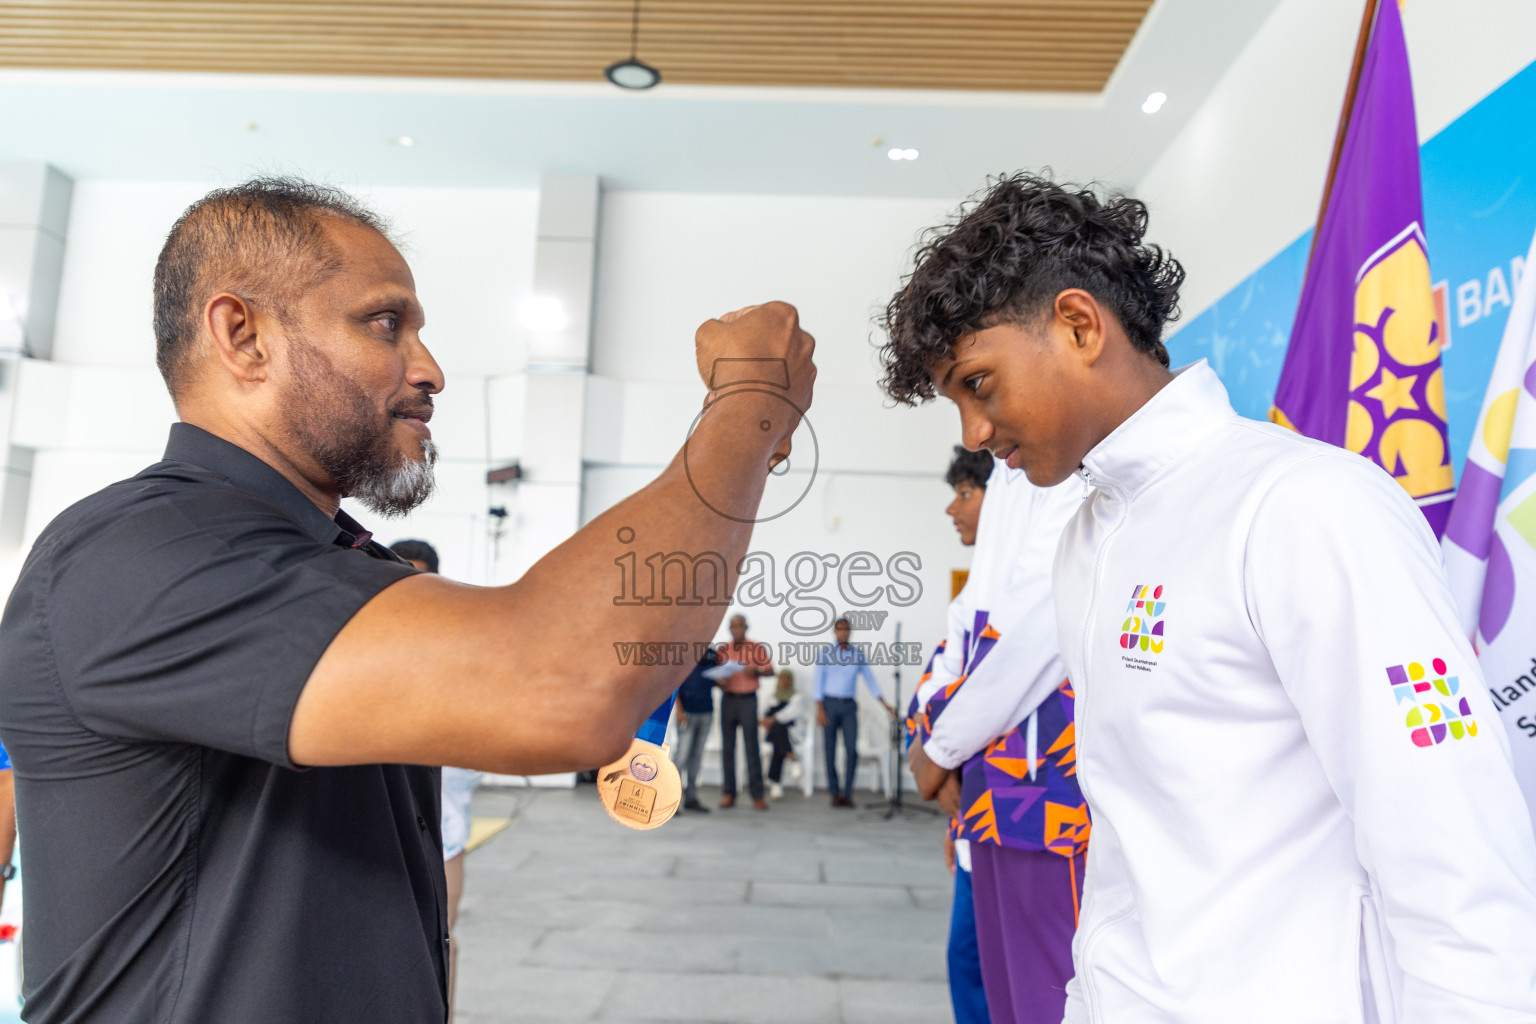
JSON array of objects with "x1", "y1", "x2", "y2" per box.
[{"x1": 813, "y1": 618, "x2": 894, "y2": 807}]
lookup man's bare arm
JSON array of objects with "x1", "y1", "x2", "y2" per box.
[{"x1": 290, "y1": 303, "x2": 815, "y2": 773}]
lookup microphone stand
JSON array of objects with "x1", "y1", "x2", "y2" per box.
[{"x1": 865, "y1": 621, "x2": 939, "y2": 819}]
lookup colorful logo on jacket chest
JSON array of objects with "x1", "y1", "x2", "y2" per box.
[
  {"x1": 1119, "y1": 584, "x2": 1166, "y2": 653},
  {"x1": 1386, "y1": 657, "x2": 1478, "y2": 747}
]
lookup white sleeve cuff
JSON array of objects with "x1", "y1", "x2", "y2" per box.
[{"x1": 923, "y1": 736, "x2": 968, "y2": 771}]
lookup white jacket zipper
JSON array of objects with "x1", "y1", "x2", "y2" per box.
[{"x1": 1074, "y1": 477, "x2": 1123, "y2": 814}]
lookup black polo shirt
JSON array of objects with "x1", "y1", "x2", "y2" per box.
[{"x1": 0, "y1": 424, "x2": 447, "y2": 1024}]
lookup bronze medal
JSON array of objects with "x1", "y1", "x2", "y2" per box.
[{"x1": 596, "y1": 737, "x2": 682, "y2": 831}]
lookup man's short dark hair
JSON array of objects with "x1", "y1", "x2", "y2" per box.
[
  {"x1": 389, "y1": 539, "x2": 439, "y2": 574},
  {"x1": 152, "y1": 176, "x2": 391, "y2": 400},
  {"x1": 834, "y1": 617, "x2": 850, "y2": 629},
  {"x1": 945, "y1": 445, "x2": 993, "y2": 490},
  {"x1": 879, "y1": 173, "x2": 1185, "y2": 404}
]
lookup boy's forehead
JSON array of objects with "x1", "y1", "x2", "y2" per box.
[{"x1": 928, "y1": 333, "x2": 982, "y2": 388}]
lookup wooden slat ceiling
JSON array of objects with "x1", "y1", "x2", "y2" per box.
[{"x1": 0, "y1": 1, "x2": 1155, "y2": 93}]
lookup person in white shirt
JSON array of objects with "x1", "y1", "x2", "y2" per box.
[
  {"x1": 878, "y1": 173, "x2": 1536, "y2": 1023},
  {"x1": 910, "y1": 446, "x2": 1086, "y2": 1024},
  {"x1": 909, "y1": 445, "x2": 992, "y2": 1024}
]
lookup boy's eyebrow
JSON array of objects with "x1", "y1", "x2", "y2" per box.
[{"x1": 937, "y1": 335, "x2": 980, "y2": 387}]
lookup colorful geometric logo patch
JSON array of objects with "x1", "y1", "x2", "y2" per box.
[
  {"x1": 1386, "y1": 657, "x2": 1478, "y2": 748},
  {"x1": 1119, "y1": 584, "x2": 1165, "y2": 653}
]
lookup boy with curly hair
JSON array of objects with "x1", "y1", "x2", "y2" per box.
[{"x1": 881, "y1": 174, "x2": 1536, "y2": 1022}]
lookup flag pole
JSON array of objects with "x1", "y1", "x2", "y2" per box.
[{"x1": 1307, "y1": 0, "x2": 1384, "y2": 266}]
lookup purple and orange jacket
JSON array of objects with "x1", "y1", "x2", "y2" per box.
[{"x1": 908, "y1": 611, "x2": 1088, "y2": 857}]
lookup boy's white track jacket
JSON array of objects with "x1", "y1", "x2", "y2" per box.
[
  {"x1": 922, "y1": 458, "x2": 1083, "y2": 771},
  {"x1": 1055, "y1": 361, "x2": 1536, "y2": 1024}
]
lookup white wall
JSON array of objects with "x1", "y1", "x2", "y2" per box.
[{"x1": 1138, "y1": 0, "x2": 1536, "y2": 328}]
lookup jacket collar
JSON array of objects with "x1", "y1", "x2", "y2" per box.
[
  {"x1": 1077, "y1": 360, "x2": 1237, "y2": 500},
  {"x1": 989, "y1": 453, "x2": 1029, "y2": 489},
  {"x1": 162, "y1": 422, "x2": 374, "y2": 549}
]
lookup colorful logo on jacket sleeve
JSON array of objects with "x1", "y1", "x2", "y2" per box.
[
  {"x1": 1386, "y1": 657, "x2": 1478, "y2": 747},
  {"x1": 1120, "y1": 584, "x2": 1166, "y2": 653}
]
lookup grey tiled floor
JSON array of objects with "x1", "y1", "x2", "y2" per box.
[{"x1": 454, "y1": 785, "x2": 955, "y2": 1024}]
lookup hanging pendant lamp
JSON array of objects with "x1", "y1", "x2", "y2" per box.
[{"x1": 604, "y1": 0, "x2": 661, "y2": 89}]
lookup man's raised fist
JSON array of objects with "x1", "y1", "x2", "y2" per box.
[{"x1": 695, "y1": 301, "x2": 817, "y2": 469}]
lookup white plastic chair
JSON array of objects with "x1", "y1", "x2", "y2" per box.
[{"x1": 854, "y1": 696, "x2": 894, "y2": 798}]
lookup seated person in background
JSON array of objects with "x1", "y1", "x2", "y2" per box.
[
  {"x1": 674, "y1": 646, "x2": 721, "y2": 813},
  {"x1": 388, "y1": 537, "x2": 478, "y2": 1015},
  {"x1": 814, "y1": 618, "x2": 894, "y2": 808},
  {"x1": 761, "y1": 668, "x2": 805, "y2": 799}
]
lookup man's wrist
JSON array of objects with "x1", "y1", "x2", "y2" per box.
[{"x1": 698, "y1": 391, "x2": 784, "y2": 457}]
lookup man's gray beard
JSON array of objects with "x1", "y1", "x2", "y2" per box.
[
  {"x1": 283, "y1": 339, "x2": 439, "y2": 519},
  {"x1": 352, "y1": 439, "x2": 438, "y2": 518}
]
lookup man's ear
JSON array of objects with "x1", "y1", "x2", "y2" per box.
[
  {"x1": 205, "y1": 292, "x2": 272, "y2": 384},
  {"x1": 1054, "y1": 289, "x2": 1107, "y2": 368}
]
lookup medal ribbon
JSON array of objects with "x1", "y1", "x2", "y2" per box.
[{"x1": 637, "y1": 691, "x2": 678, "y2": 746}]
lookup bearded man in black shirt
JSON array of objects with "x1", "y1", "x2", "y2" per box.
[{"x1": 0, "y1": 177, "x2": 815, "y2": 1024}]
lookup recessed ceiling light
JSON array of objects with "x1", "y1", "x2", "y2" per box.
[
  {"x1": 887, "y1": 148, "x2": 919, "y2": 161},
  {"x1": 1141, "y1": 92, "x2": 1167, "y2": 114},
  {"x1": 395, "y1": 135, "x2": 415, "y2": 147},
  {"x1": 902, "y1": 148, "x2": 919, "y2": 160}
]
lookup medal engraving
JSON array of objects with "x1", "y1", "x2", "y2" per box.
[
  {"x1": 613, "y1": 779, "x2": 657, "y2": 823},
  {"x1": 597, "y1": 737, "x2": 682, "y2": 831}
]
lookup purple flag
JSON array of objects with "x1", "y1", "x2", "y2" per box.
[{"x1": 1271, "y1": 0, "x2": 1455, "y2": 536}]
